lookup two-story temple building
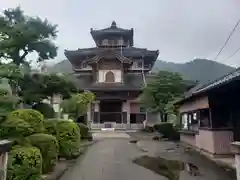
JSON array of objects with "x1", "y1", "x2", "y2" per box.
[{"x1": 65, "y1": 21, "x2": 159, "y2": 129}]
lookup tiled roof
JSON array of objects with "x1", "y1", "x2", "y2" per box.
[
  {"x1": 175, "y1": 67, "x2": 240, "y2": 104},
  {"x1": 194, "y1": 67, "x2": 240, "y2": 94},
  {"x1": 90, "y1": 21, "x2": 133, "y2": 37},
  {"x1": 65, "y1": 47, "x2": 159, "y2": 58}
]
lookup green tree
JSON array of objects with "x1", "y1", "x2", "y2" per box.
[
  {"x1": 61, "y1": 92, "x2": 95, "y2": 120},
  {"x1": 41, "y1": 73, "x2": 77, "y2": 101},
  {"x1": 0, "y1": 63, "x2": 24, "y2": 95},
  {"x1": 18, "y1": 73, "x2": 46, "y2": 104},
  {"x1": 18, "y1": 73, "x2": 77, "y2": 105},
  {"x1": 0, "y1": 6, "x2": 58, "y2": 65},
  {"x1": 0, "y1": 78, "x2": 20, "y2": 120},
  {"x1": 141, "y1": 71, "x2": 186, "y2": 122}
]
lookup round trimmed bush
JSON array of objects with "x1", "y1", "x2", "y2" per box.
[
  {"x1": 27, "y1": 133, "x2": 59, "y2": 173},
  {"x1": 32, "y1": 103, "x2": 55, "y2": 119},
  {"x1": 77, "y1": 123, "x2": 89, "y2": 139},
  {"x1": 44, "y1": 118, "x2": 59, "y2": 135},
  {"x1": 153, "y1": 123, "x2": 180, "y2": 141},
  {"x1": 8, "y1": 109, "x2": 45, "y2": 133},
  {"x1": 7, "y1": 145, "x2": 42, "y2": 180},
  {"x1": 0, "y1": 117, "x2": 34, "y2": 139},
  {"x1": 44, "y1": 119, "x2": 81, "y2": 158}
]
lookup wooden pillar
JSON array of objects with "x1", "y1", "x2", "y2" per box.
[
  {"x1": 209, "y1": 108, "x2": 213, "y2": 128},
  {"x1": 122, "y1": 101, "x2": 129, "y2": 129},
  {"x1": 125, "y1": 101, "x2": 130, "y2": 129},
  {"x1": 93, "y1": 101, "x2": 100, "y2": 128},
  {"x1": 87, "y1": 103, "x2": 92, "y2": 128}
]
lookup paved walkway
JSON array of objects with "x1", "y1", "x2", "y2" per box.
[
  {"x1": 137, "y1": 140, "x2": 235, "y2": 180},
  {"x1": 92, "y1": 131, "x2": 130, "y2": 140},
  {"x1": 60, "y1": 132, "x2": 236, "y2": 180},
  {"x1": 59, "y1": 138, "x2": 167, "y2": 180}
]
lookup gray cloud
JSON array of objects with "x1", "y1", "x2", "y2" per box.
[{"x1": 1, "y1": 0, "x2": 240, "y2": 67}]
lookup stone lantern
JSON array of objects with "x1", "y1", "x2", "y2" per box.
[{"x1": 0, "y1": 140, "x2": 12, "y2": 180}]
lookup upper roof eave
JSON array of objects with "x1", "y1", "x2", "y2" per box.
[
  {"x1": 90, "y1": 28, "x2": 133, "y2": 37},
  {"x1": 90, "y1": 21, "x2": 133, "y2": 38},
  {"x1": 65, "y1": 47, "x2": 159, "y2": 59}
]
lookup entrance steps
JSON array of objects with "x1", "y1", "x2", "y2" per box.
[
  {"x1": 101, "y1": 128, "x2": 115, "y2": 131},
  {"x1": 90, "y1": 129, "x2": 137, "y2": 133}
]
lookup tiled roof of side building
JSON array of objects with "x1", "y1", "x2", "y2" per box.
[
  {"x1": 175, "y1": 67, "x2": 240, "y2": 104},
  {"x1": 193, "y1": 67, "x2": 240, "y2": 94}
]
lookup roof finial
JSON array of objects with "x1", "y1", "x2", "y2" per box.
[{"x1": 111, "y1": 21, "x2": 117, "y2": 28}]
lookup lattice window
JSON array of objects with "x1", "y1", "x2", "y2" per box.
[
  {"x1": 102, "y1": 39, "x2": 108, "y2": 46},
  {"x1": 118, "y1": 39, "x2": 124, "y2": 46}
]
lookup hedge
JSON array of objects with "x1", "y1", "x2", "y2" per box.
[
  {"x1": 153, "y1": 123, "x2": 180, "y2": 141},
  {"x1": 8, "y1": 109, "x2": 45, "y2": 133},
  {"x1": 27, "y1": 133, "x2": 59, "y2": 173},
  {"x1": 32, "y1": 103, "x2": 55, "y2": 119},
  {"x1": 77, "y1": 123, "x2": 89, "y2": 139},
  {"x1": 44, "y1": 119, "x2": 81, "y2": 158},
  {"x1": 7, "y1": 146, "x2": 42, "y2": 180},
  {"x1": 43, "y1": 119, "x2": 59, "y2": 136},
  {"x1": 0, "y1": 117, "x2": 34, "y2": 139}
]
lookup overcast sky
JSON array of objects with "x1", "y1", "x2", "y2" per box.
[{"x1": 1, "y1": 0, "x2": 240, "y2": 67}]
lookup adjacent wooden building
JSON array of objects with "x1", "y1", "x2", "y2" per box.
[
  {"x1": 176, "y1": 68, "x2": 240, "y2": 157},
  {"x1": 65, "y1": 21, "x2": 159, "y2": 129}
]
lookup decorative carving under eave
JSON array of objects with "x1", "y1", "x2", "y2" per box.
[{"x1": 87, "y1": 49, "x2": 132, "y2": 65}]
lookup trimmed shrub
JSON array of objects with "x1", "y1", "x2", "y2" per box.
[
  {"x1": 153, "y1": 123, "x2": 180, "y2": 141},
  {"x1": 7, "y1": 145, "x2": 42, "y2": 180},
  {"x1": 77, "y1": 123, "x2": 89, "y2": 139},
  {"x1": 8, "y1": 109, "x2": 45, "y2": 133},
  {"x1": 32, "y1": 103, "x2": 55, "y2": 119},
  {"x1": 56, "y1": 120, "x2": 81, "y2": 158},
  {"x1": 141, "y1": 125, "x2": 154, "y2": 133},
  {"x1": 44, "y1": 119, "x2": 81, "y2": 158},
  {"x1": 0, "y1": 117, "x2": 34, "y2": 139},
  {"x1": 27, "y1": 133, "x2": 59, "y2": 173},
  {"x1": 43, "y1": 118, "x2": 59, "y2": 136}
]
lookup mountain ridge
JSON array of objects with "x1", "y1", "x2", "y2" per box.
[{"x1": 47, "y1": 59, "x2": 235, "y2": 84}]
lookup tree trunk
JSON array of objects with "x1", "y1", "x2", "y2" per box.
[
  {"x1": 164, "y1": 113, "x2": 168, "y2": 122},
  {"x1": 160, "y1": 113, "x2": 164, "y2": 122},
  {"x1": 160, "y1": 112, "x2": 168, "y2": 122}
]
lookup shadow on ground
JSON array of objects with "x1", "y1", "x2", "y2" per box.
[{"x1": 133, "y1": 155, "x2": 185, "y2": 180}]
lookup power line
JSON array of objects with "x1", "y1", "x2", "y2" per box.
[
  {"x1": 224, "y1": 46, "x2": 240, "y2": 61},
  {"x1": 214, "y1": 18, "x2": 240, "y2": 61}
]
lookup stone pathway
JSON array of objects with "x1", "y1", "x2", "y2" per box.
[
  {"x1": 59, "y1": 132, "x2": 236, "y2": 180},
  {"x1": 59, "y1": 138, "x2": 167, "y2": 180},
  {"x1": 137, "y1": 140, "x2": 235, "y2": 180},
  {"x1": 92, "y1": 131, "x2": 130, "y2": 140}
]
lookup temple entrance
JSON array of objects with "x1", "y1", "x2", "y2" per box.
[{"x1": 99, "y1": 100, "x2": 122, "y2": 125}]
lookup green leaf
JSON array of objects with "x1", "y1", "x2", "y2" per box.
[{"x1": 0, "y1": 6, "x2": 58, "y2": 65}]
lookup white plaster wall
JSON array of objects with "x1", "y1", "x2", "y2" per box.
[{"x1": 98, "y1": 70, "x2": 122, "y2": 83}]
